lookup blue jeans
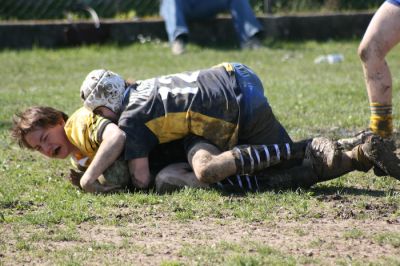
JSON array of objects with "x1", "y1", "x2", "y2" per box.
[{"x1": 160, "y1": 0, "x2": 263, "y2": 45}]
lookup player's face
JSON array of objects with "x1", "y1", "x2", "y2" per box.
[
  {"x1": 24, "y1": 120, "x2": 76, "y2": 159},
  {"x1": 94, "y1": 106, "x2": 118, "y2": 122}
]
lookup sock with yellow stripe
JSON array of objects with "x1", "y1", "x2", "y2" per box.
[{"x1": 369, "y1": 102, "x2": 393, "y2": 138}]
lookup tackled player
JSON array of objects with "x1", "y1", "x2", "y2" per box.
[{"x1": 11, "y1": 63, "x2": 400, "y2": 194}]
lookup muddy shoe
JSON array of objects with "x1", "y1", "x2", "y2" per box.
[
  {"x1": 337, "y1": 129, "x2": 374, "y2": 151},
  {"x1": 361, "y1": 135, "x2": 400, "y2": 181},
  {"x1": 305, "y1": 137, "x2": 345, "y2": 180},
  {"x1": 337, "y1": 129, "x2": 397, "y2": 151}
]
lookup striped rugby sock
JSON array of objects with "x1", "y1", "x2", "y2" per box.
[
  {"x1": 369, "y1": 102, "x2": 393, "y2": 138},
  {"x1": 232, "y1": 140, "x2": 310, "y2": 175}
]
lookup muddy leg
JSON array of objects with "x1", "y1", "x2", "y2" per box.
[{"x1": 188, "y1": 140, "x2": 310, "y2": 184}]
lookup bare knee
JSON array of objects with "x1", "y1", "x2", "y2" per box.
[
  {"x1": 192, "y1": 151, "x2": 219, "y2": 183},
  {"x1": 358, "y1": 39, "x2": 385, "y2": 63},
  {"x1": 358, "y1": 41, "x2": 372, "y2": 63}
]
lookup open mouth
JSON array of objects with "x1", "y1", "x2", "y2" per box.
[{"x1": 53, "y1": 146, "x2": 61, "y2": 157}]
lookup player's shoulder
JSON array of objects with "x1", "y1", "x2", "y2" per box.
[{"x1": 65, "y1": 107, "x2": 107, "y2": 132}]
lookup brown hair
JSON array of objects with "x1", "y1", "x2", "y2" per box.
[{"x1": 11, "y1": 106, "x2": 68, "y2": 149}]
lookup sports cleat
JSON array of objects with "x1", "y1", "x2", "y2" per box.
[
  {"x1": 337, "y1": 129, "x2": 397, "y2": 151},
  {"x1": 361, "y1": 135, "x2": 400, "y2": 181},
  {"x1": 336, "y1": 129, "x2": 374, "y2": 151}
]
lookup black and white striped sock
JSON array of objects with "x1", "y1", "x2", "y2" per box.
[{"x1": 232, "y1": 140, "x2": 311, "y2": 175}]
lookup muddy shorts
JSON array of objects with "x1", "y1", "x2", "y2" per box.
[{"x1": 231, "y1": 63, "x2": 292, "y2": 145}]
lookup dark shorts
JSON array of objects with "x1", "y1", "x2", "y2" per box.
[
  {"x1": 148, "y1": 139, "x2": 187, "y2": 176},
  {"x1": 387, "y1": 0, "x2": 400, "y2": 6},
  {"x1": 232, "y1": 63, "x2": 292, "y2": 145}
]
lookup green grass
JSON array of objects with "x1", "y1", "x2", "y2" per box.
[
  {"x1": 374, "y1": 232, "x2": 400, "y2": 248},
  {"x1": 180, "y1": 240, "x2": 297, "y2": 265},
  {"x1": 1, "y1": 40, "x2": 400, "y2": 264}
]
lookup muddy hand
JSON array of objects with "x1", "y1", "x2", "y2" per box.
[{"x1": 67, "y1": 169, "x2": 84, "y2": 188}]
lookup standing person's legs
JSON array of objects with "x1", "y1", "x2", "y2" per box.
[
  {"x1": 160, "y1": 0, "x2": 190, "y2": 43},
  {"x1": 184, "y1": 0, "x2": 228, "y2": 19},
  {"x1": 160, "y1": 0, "x2": 229, "y2": 42},
  {"x1": 358, "y1": 1, "x2": 400, "y2": 137},
  {"x1": 228, "y1": 0, "x2": 263, "y2": 47}
]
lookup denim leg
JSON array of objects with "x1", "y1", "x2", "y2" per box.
[
  {"x1": 160, "y1": 0, "x2": 190, "y2": 42},
  {"x1": 160, "y1": 0, "x2": 262, "y2": 44},
  {"x1": 229, "y1": 0, "x2": 263, "y2": 44},
  {"x1": 184, "y1": 0, "x2": 229, "y2": 19}
]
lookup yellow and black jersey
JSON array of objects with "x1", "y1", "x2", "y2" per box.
[
  {"x1": 119, "y1": 64, "x2": 241, "y2": 160},
  {"x1": 64, "y1": 107, "x2": 112, "y2": 169}
]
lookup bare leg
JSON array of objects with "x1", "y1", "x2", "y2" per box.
[
  {"x1": 358, "y1": 2, "x2": 400, "y2": 136},
  {"x1": 187, "y1": 142, "x2": 237, "y2": 183}
]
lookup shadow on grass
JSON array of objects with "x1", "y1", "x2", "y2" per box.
[
  {"x1": 310, "y1": 185, "x2": 390, "y2": 198},
  {"x1": 206, "y1": 184, "x2": 393, "y2": 198}
]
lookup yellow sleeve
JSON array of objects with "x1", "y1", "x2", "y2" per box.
[
  {"x1": 212, "y1": 62, "x2": 234, "y2": 74},
  {"x1": 64, "y1": 107, "x2": 112, "y2": 160}
]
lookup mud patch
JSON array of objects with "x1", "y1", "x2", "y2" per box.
[
  {"x1": 316, "y1": 193, "x2": 399, "y2": 220},
  {"x1": 2, "y1": 218, "x2": 399, "y2": 265}
]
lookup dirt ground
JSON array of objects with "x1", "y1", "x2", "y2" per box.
[
  {"x1": 2, "y1": 215, "x2": 399, "y2": 265},
  {"x1": 81, "y1": 219, "x2": 400, "y2": 264}
]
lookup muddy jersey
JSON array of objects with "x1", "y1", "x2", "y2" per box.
[
  {"x1": 119, "y1": 64, "x2": 241, "y2": 160},
  {"x1": 64, "y1": 107, "x2": 112, "y2": 170}
]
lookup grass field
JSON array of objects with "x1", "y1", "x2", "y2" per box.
[{"x1": 0, "y1": 40, "x2": 400, "y2": 265}]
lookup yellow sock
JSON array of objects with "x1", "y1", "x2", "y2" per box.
[{"x1": 369, "y1": 102, "x2": 393, "y2": 138}]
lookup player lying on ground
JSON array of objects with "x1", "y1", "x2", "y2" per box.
[
  {"x1": 9, "y1": 104, "x2": 311, "y2": 193},
  {"x1": 11, "y1": 63, "x2": 400, "y2": 194},
  {"x1": 11, "y1": 105, "x2": 195, "y2": 192},
  {"x1": 78, "y1": 63, "x2": 400, "y2": 192},
  {"x1": 10, "y1": 103, "x2": 400, "y2": 194}
]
